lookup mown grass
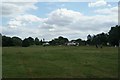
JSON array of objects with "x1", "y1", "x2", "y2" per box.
[{"x1": 2, "y1": 46, "x2": 118, "y2": 78}]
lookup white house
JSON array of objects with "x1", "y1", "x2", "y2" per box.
[
  {"x1": 43, "y1": 42, "x2": 50, "y2": 46},
  {"x1": 66, "y1": 42, "x2": 79, "y2": 46}
]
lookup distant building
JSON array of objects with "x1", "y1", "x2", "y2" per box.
[
  {"x1": 43, "y1": 42, "x2": 50, "y2": 46},
  {"x1": 107, "y1": 42, "x2": 110, "y2": 46},
  {"x1": 66, "y1": 41, "x2": 79, "y2": 46},
  {"x1": 42, "y1": 38, "x2": 49, "y2": 46}
]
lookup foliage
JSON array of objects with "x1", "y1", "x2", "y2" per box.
[
  {"x1": 49, "y1": 36, "x2": 69, "y2": 45},
  {"x1": 12, "y1": 37, "x2": 22, "y2": 46},
  {"x1": 27, "y1": 37, "x2": 34, "y2": 45},
  {"x1": 108, "y1": 25, "x2": 120, "y2": 46},
  {"x1": 22, "y1": 38, "x2": 30, "y2": 47},
  {"x1": 0, "y1": 33, "x2": 2, "y2": 46},
  {"x1": 2, "y1": 36, "x2": 14, "y2": 47},
  {"x1": 89, "y1": 33, "x2": 108, "y2": 45},
  {"x1": 35, "y1": 37, "x2": 39, "y2": 45}
]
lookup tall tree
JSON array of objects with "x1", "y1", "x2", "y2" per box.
[
  {"x1": 87, "y1": 34, "x2": 92, "y2": 45},
  {"x1": 12, "y1": 37, "x2": 22, "y2": 46},
  {"x1": 58, "y1": 36, "x2": 69, "y2": 45},
  {"x1": 35, "y1": 37, "x2": 39, "y2": 45},
  {"x1": 0, "y1": 33, "x2": 1, "y2": 47},
  {"x1": 87, "y1": 33, "x2": 108, "y2": 46},
  {"x1": 22, "y1": 38, "x2": 30, "y2": 47},
  {"x1": 108, "y1": 25, "x2": 120, "y2": 46},
  {"x1": 2, "y1": 36, "x2": 13, "y2": 47},
  {"x1": 27, "y1": 37, "x2": 34, "y2": 45},
  {"x1": 97, "y1": 33, "x2": 108, "y2": 45},
  {"x1": 76, "y1": 38, "x2": 82, "y2": 45},
  {"x1": 39, "y1": 39, "x2": 43, "y2": 45},
  {"x1": 49, "y1": 36, "x2": 69, "y2": 45}
]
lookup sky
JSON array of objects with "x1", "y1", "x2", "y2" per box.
[{"x1": 0, "y1": 0, "x2": 119, "y2": 41}]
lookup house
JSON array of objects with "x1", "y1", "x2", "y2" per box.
[
  {"x1": 66, "y1": 41, "x2": 79, "y2": 46},
  {"x1": 43, "y1": 42, "x2": 50, "y2": 46}
]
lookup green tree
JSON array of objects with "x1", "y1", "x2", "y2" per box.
[
  {"x1": 39, "y1": 39, "x2": 43, "y2": 45},
  {"x1": 35, "y1": 37, "x2": 39, "y2": 45},
  {"x1": 12, "y1": 37, "x2": 22, "y2": 46},
  {"x1": 27, "y1": 37, "x2": 34, "y2": 45},
  {"x1": 97, "y1": 33, "x2": 108, "y2": 45},
  {"x1": 76, "y1": 39, "x2": 82, "y2": 45},
  {"x1": 87, "y1": 34, "x2": 92, "y2": 45},
  {"x1": 22, "y1": 38, "x2": 30, "y2": 47},
  {"x1": 2, "y1": 36, "x2": 13, "y2": 47},
  {"x1": 87, "y1": 33, "x2": 108, "y2": 46},
  {"x1": 108, "y1": 25, "x2": 120, "y2": 46},
  {"x1": 49, "y1": 36, "x2": 69, "y2": 45},
  {"x1": 0, "y1": 33, "x2": 1, "y2": 47},
  {"x1": 58, "y1": 36, "x2": 69, "y2": 45}
]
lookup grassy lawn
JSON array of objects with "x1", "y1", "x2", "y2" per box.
[{"x1": 2, "y1": 46, "x2": 118, "y2": 78}]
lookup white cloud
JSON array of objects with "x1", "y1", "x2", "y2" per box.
[
  {"x1": 7, "y1": 14, "x2": 42, "y2": 28},
  {"x1": 44, "y1": 8, "x2": 82, "y2": 26},
  {"x1": 108, "y1": 4, "x2": 112, "y2": 7},
  {"x1": 2, "y1": 0, "x2": 119, "y2": 2},
  {"x1": 39, "y1": 8, "x2": 117, "y2": 40},
  {"x1": 44, "y1": 8, "x2": 117, "y2": 30},
  {"x1": 2, "y1": 0, "x2": 39, "y2": 2},
  {"x1": 8, "y1": 20, "x2": 22, "y2": 28},
  {"x1": 2, "y1": 7, "x2": 118, "y2": 40},
  {"x1": 88, "y1": 0, "x2": 111, "y2": 8},
  {"x1": 2, "y1": 25, "x2": 41, "y2": 39},
  {"x1": 15, "y1": 14, "x2": 42, "y2": 22},
  {"x1": 1, "y1": 3, "x2": 22, "y2": 16},
  {"x1": 1, "y1": 2, "x2": 38, "y2": 17},
  {"x1": 94, "y1": 6, "x2": 118, "y2": 15}
]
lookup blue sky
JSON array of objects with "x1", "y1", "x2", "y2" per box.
[
  {"x1": 1, "y1": 0, "x2": 119, "y2": 40},
  {"x1": 28, "y1": 2, "x2": 118, "y2": 17}
]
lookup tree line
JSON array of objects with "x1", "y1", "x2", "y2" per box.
[
  {"x1": 86, "y1": 25, "x2": 120, "y2": 46},
  {"x1": 1, "y1": 25, "x2": 120, "y2": 47}
]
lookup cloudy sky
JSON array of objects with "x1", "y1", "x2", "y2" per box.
[{"x1": 1, "y1": 0, "x2": 119, "y2": 40}]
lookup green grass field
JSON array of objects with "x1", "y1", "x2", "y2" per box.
[{"x1": 2, "y1": 46, "x2": 118, "y2": 78}]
